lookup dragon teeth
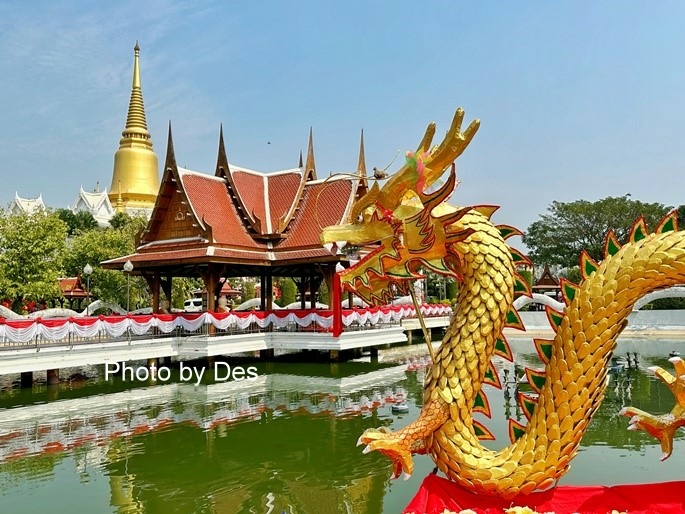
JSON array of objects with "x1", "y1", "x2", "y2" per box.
[
  {"x1": 336, "y1": 263, "x2": 345, "y2": 272},
  {"x1": 323, "y1": 243, "x2": 334, "y2": 253},
  {"x1": 336, "y1": 240, "x2": 347, "y2": 250}
]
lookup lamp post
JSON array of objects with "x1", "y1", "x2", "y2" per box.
[
  {"x1": 123, "y1": 260, "x2": 133, "y2": 313},
  {"x1": 83, "y1": 263, "x2": 93, "y2": 315}
]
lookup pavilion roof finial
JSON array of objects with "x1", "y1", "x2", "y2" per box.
[
  {"x1": 163, "y1": 120, "x2": 177, "y2": 171},
  {"x1": 304, "y1": 127, "x2": 316, "y2": 180},
  {"x1": 215, "y1": 123, "x2": 231, "y2": 179},
  {"x1": 357, "y1": 128, "x2": 368, "y2": 190}
]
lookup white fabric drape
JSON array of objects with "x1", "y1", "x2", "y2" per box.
[{"x1": 0, "y1": 305, "x2": 452, "y2": 344}]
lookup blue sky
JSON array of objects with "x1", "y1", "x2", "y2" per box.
[{"x1": 1, "y1": 1, "x2": 684, "y2": 234}]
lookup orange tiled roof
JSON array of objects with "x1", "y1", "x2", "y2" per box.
[
  {"x1": 102, "y1": 127, "x2": 360, "y2": 271},
  {"x1": 180, "y1": 170, "x2": 262, "y2": 248},
  {"x1": 59, "y1": 276, "x2": 87, "y2": 297}
]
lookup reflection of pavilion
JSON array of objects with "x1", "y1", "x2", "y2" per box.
[
  {"x1": 0, "y1": 365, "x2": 408, "y2": 463},
  {"x1": 0, "y1": 366, "x2": 406, "y2": 513}
]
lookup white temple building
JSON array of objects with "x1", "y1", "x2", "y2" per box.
[
  {"x1": 8, "y1": 192, "x2": 46, "y2": 215},
  {"x1": 70, "y1": 186, "x2": 115, "y2": 227}
]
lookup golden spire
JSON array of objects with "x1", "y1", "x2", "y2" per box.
[
  {"x1": 304, "y1": 127, "x2": 316, "y2": 180},
  {"x1": 109, "y1": 42, "x2": 160, "y2": 216},
  {"x1": 122, "y1": 41, "x2": 150, "y2": 138},
  {"x1": 116, "y1": 181, "x2": 124, "y2": 213}
]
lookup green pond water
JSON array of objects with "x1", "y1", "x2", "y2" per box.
[{"x1": 1, "y1": 336, "x2": 684, "y2": 513}]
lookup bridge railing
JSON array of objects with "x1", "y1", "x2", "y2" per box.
[{"x1": 0, "y1": 305, "x2": 452, "y2": 348}]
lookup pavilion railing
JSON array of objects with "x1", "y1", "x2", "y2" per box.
[{"x1": 0, "y1": 305, "x2": 453, "y2": 349}]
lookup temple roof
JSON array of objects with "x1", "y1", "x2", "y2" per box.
[
  {"x1": 58, "y1": 276, "x2": 87, "y2": 299},
  {"x1": 533, "y1": 263, "x2": 560, "y2": 290},
  {"x1": 102, "y1": 125, "x2": 361, "y2": 276},
  {"x1": 73, "y1": 186, "x2": 111, "y2": 209},
  {"x1": 71, "y1": 187, "x2": 115, "y2": 227},
  {"x1": 9, "y1": 192, "x2": 45, "y2": 214}
]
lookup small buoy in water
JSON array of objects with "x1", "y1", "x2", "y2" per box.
[{"x1": 391, "y1": 403, "x2": 409, "y2": 414}]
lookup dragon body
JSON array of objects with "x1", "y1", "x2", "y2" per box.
[{"x1": 321, "y1": 108, "x2": 685, "y2": 498}]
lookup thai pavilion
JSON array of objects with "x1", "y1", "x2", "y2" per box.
[{"x1": 102, "y1": 120, "x2": 369, "y2": 315}]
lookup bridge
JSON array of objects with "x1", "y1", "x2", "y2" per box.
[{"x1": 0, "y1": 305, "x2": 452, "y2": 382}]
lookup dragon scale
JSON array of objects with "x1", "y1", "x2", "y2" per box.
[{"x1": 321, "y1": 107, "x2": 685, "y2": 499}]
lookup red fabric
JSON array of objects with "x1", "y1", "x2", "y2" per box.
[
  {"x1": 332, "y1": 273, "x2": 342, "y2": 337},
  {"x1": 4, "y1": 319, "x2": 36, "y2": 329},
  {"x1": 405, "y1": 474, "x2": 685, "y2": 514},
  {"x1": 35, "y1": 318, "x2": 70, "y2": 328}
]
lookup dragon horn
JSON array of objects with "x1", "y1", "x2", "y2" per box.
[{"x1": 418, "y1": 163, "x2": 458, "y2": 206}]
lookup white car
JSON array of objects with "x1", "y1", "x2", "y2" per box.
[{"x1": 183, "y1": 298, "x2": 203, "y2": 312}]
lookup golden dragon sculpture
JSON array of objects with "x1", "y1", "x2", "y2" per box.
[{"x1": 321, "y1": 108, "x2": 685, "y2": 498}]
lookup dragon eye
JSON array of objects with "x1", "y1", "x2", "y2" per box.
[{"x1": 357, "y1": 214, "x2": 363, "y2": 223}]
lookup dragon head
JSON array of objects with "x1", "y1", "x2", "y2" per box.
[{"x1": 321, "y1": 108, "x2": 480, "y2": 306}]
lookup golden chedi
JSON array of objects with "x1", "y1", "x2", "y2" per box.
[{"x1": 109, "y1": 42, "x2": 159, "y2": 216}]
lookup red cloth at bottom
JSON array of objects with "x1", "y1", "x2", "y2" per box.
[{"x1": 404, "y1": 474, "x2": 685, "y2": 514}]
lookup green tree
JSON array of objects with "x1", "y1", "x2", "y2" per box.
[
  {"x1": 318, "y1": 280, "x2": 329, "y2": 306},
  {"x1": 63, "y1": 223, "x2": 147, "y2": 309},
  {"x1": 56, "y1": 208, "x2": 98, "y2": 236},
  {"x1": 278, "y1": 278, "x2": 297, "y2": 307},
  {"x1": 0, "y1": 210, "x2": 68, "y2": 308},
  {"x1": 677, "y1": 205, "x2": 685, "y2": 227},
  {"x1": 108, "y1": 212, "x2": 133, "y2": 230},
  {"x1": 523, "y1": 195, "x2": 670, "y2": 268},
  {"x1": 445, "y1": 278, "x2": 458, "y2": 301},
  {"x1": 241, "y1": 279, "x2": 255, "y2": 304},
  {"x1": 108, "y1": 211, "x2": 148, "y2": 233},
  {"x1": 565, "y1": 266, "x2": 582, "y2": 284},
  {"x1": 171, "y1": 277, "x2": 202, "y2": 310},
  {"x1": 517, "y1": 269, "x2": 533, "y2": 288}
]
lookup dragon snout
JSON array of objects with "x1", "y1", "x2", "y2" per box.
[{"x1": 322, "y1": 240, "x2": 348, "y2": 255}]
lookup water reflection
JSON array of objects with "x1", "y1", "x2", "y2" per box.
[{"x1": 0, "y1": 337, "x2": 684, "y2": 513}]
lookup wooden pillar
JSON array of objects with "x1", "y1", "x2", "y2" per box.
[
  {"x1": 310, "y1": 276, "x2": 316, "y2": 309},
  {"x1": 370, "y1": 347, "x2": 379, "y2": 363},
  {"x1": 299, "y1": 275, "x2": 307, "y2": 309},
  {"x1": 308, "y1": 273, "x2": 323, "y2": 310},
  {"x1": 161, "y1": 275, "x2": 173, "y2": 309},
  {"x1": 265, "y1": 270, "x2": 273, "y2": 311},
  {"x1": 260, "y1": 349, "x2": 274, "y2": 359},
  {"x1": 347, "y1": 292, "x2": 354, "y2": 308},
  {"x1": 323, "y1": 265, "x2": 335, "y2": 301},
  {"x1": 329, "y1": 350, "x2": 339, "y2": 362},
  {"x1": 206, "y1": 265, "x2": 217, "y2": 313},
  {"x1": 47, "y1": 368, "x2": 59, "y2": 386},
  {"x1": 152, "y1": 272, "x2": 160, "y2": 313},
  {"x1": 20, "y1": 371, "x2": 33, "y2": 388}
]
